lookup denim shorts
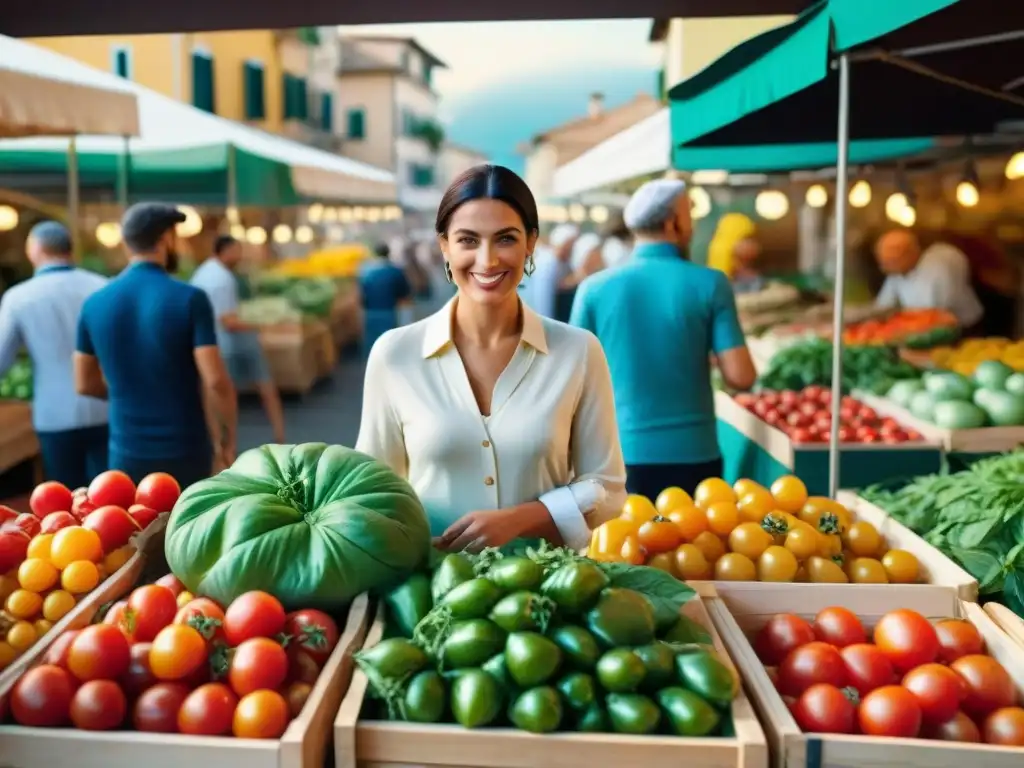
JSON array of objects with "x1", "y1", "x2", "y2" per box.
[{"x1": 224, "y1": 344, "x2": 271, "y2": 388}]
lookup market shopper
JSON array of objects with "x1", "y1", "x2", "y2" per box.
[
  {"x1": 358, "y1": 241, "x2": 413, "y2": 355},
  {"x1": 357, "y1": 164, "x2": 627, "y2": 553},
  {"x1": 600, "y1": 211, "x2": 633, "y2": 269},
  {"x1": 523, "y1": 223, "x2": 578, "y2": 319},
  {"x1": 74, "y1": 203, "x2": 237, "y2": 488},
  {"x1": 191, "y1": 234, "x2": 285, "y2": 444},
  {"x1": 570, "y1": 178, "x2": 756, "y2": 500},
  {"x1": 0, "y1": 222, "x2": 109, "y2": 488}
]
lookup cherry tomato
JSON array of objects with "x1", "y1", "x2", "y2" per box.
[
  {"x1": 0, "y1": 526, "x2": 30, "y2": 572},
  {"x1": 40, "y1": 511, "x2": 77, "y2": 535},
  {"x1": 840, "y1": 643, "x2": 895, "y2": 696},
  {"x1": 223, "y1": 591, "x2": 286, "y2": 645},
  {"x1": 950, "y1": 654, "x2": 1017, "y2": 718},
  {"x1": 104, "y1": 600, "x2": 135, "y2": 643},
  {"x1": 150, "y1": 624, "x2": 207, "y2": 681},
  {"x1": 128, "y1": 504, "x2": 160, "y2": 530},
  {"x1": 982, "y1": 706, "x2": 1024, "y2": 746},
  {"x1": 120, "y1": 642, "x2": 157, "y2": 696},
  {"x1": 68, "y1": 624, "x2": 131, "y2": 681},
  {"x1": 858, "y1": 685, "x2": 922, "y2": 738},
  {"x1": 778, "y1": 641, "x2": 848, "y2": 696},
  {"x1": 128, "y1": 584, "x2": 179, "y2": 642},
  {"x1": 934, "y1": 619, "x2": 984, "y2": 663},
  {"x1": 873, "y1": 609, "x2": 938, "y2": 671},
  {"x1": 133, "y1": 682, "x2": 191, "y2": 733},
  {"x1": 792, "y1": 684, "x2": 857, "y2": 734},
  {"x1": 621, "y1": 494, "x2": 658, "y2": 524},
  {"x1": 82, "y1": 506, "x2": 139, "y2": 553},
  {"x1": 42, "y1": 629, "x2": 80, "y2": 669},
  {"x1": 232, "y1": 689, "x2": 290, "y2": 739},
  {"x1": 284, "y1": 609, "x2": 339, "y2": 666},
  {"x1": 135, "y1": 472, "x2": 181, "y2": 513},
  {"x1": 229, "y1": 637, "x2": 289, "y2": 696},
  {"x1": 155, "y1": 574, "x2": 186, "y2": 597},
  {"x1": 30, "y1": 481, "x2": 74, "y2": 519},
  {"x1": 922, "y1": 710, "x2": 980, "y2": 743},
  {"x1": 902, "y1": 663, "x2": 965, "y2": 723},
  {"x1": 283, "y1": 681, "x2": 313, "y2": 718},
  {"x1": 70, "y1": 680, "x2": 126, "y2": 731},
  {"x1": 288, "y1": 649, "x2": 322, "y2": 685},
  {"x1": 813, "y1": 607, "x2": 866, "y2": 648},
  {"x1": 667, "y1": 506, "x2": 708, "y2": 541},
  {"x1": 14, "y1": 513, "x2": 41, "y2": 538},
  {"x1": 178, "y1": 683, "x2": 238, "y2": 735},
  {"x1": 174, "y1": 597, "x2": 227, "y2": 646},
  {"x1": 637, "y1": 517, "x2": 682, "y2": 555},
  {"x1": 88, "y1": 470, "x2": 136, "y2": 510},
  {"x1": 754, "y1": 614, "x2": 816, "y2": 666},
  {"x1": 11, "y1": 664, "x2": 74, "y2": 726}
]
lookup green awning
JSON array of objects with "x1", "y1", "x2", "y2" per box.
[
  {"x1": 673, "y1": 136, "x2": 937, "y2": 172},
  {"x1": 829, "y1": 0, "x2": 957, "y2": 51}
]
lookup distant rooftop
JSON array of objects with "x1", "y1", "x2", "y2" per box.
[{"x1": 337, "y1": 34, "x2": 448, "y2": 72}]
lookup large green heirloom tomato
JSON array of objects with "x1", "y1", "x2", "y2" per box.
[{"x1": 165, "y1": 443, "x2": 430, "y2": 611}]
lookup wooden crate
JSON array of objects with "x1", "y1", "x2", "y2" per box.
[
  {"x1": 984, "y1": 603, "x2": 1024, "y2": 651},
  {"x1": 705, "y1": 585, "x2": 1024, "y2": 768},
  {"x1": 0, "y1": 401, "x2": 41, "y2": 479},
  {"x1": 0, "y1": 591, "x2": 371, "y2": 768},
  {"x1": 715, "y1": 391, "x2": 944, "y2": 495},
  {"x1": 259, "y1": 324, "x2": 321, "y2": 395},
  {"x1": 334, "y1": 586, "x2": 769, "y2": 768}
]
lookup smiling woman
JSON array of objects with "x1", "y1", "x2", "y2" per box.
[{"x1": 355, "y1": 164, "x2": 627, "y2": 554}]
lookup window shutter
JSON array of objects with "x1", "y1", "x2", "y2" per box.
[
  {"x1": 347, "y1": 109, "x2": 365, "y2": 139},
  {"x1": 320, "y1": 92, "x2": 334, "y2": 132},
  {"x1": 114, "y1": 49, "x2": 130, "y2": 79},
  {"x1": 191, "y1": 52, "x2": 216, "y2": 114},
  {"x1": 283, "y1": 74, "x2": 309, "y2": 120},
  {"x1": 243, "y1": 62, "x2": 266, "y2": 120}
]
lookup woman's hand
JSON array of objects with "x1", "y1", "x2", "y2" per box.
[{"x1": 434, "y1": 503, "x2": 554, "y2": 554}]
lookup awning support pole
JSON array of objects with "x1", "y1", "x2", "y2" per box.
[
  {"x1": 117, "y1": 135, "x2": 131, "y2": 211},
  {"x1": 67, "y1": 136, "x2": 80, "y2": 261},
  {"x1": 828, "y1": 52, "x2": 851, "y2": 499},
  {"x1": 227, "y1": 143, "x2": 239, "y2": 212}
]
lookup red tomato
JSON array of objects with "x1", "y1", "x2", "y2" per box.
[
  {"x1": 229, "y1": 637, "x2": 289, "y2": 696},
  {"x1": 873, "y1": 609, "x2": 939, "y2": 671},
  {"x1": 11, "y1": 664, "x2": 74, "y2": 726},
  {"x1": 40, "y1": 511, "x2": 77, "y2": 534},
  {"x1": 30, "y1": 481, "x2": 73, "y2": 518},
  {"x1": 858, "y1": 406, "x2": 878, "y2": 422},
  {"x1": 935, "y1": 619, "x2": 984, "y2": 663},
  {"x1": 778, "y1": 642, "x2": 849, "y2": 697},
  {"x1": 155, "y1": 574, "x2": 186, "y2": 597},
  {"x1": 224, "y1": 591, "x2": 287, "y2": 645},
  {"x1": 786, "y1": 412, "x2": 809, "y2": 428},
  {"x1": 233, "y1": 690, "x2": 290, "y2": 739},
  {"x1": 135, "y1": 473, "x2": 181, "y2": 513},
  {"x1": 858, "y1": 685, "x2": 922, "y2": 738},
  {"x1": 68, "y1": 624, "x2": 131, "y2": 681},
  {"x1": 754, "y1": 614, "x2": 816, "y2": 666},
  {"x1": 178, "y1": 683, "x2": 238, "y2": 736},
  {"x1": 0, "y1": 526, "x2": 30, "y2": 572},
  {"x1": 735, "y1": 393, "x2": 757, "y2": 408},
  {"x1": 71, "y1": 494, "x2": 97, "y2": 521},
  {"x1": 150, "y1": 625, "x2": 208, "y2": 681},
  {"x1": 764, "y1": 409, "x2": 783, "y2": 427},
  {"x1": 840, "y1": 643, "x2": 895, "y2": 696},
  {"x1": 133, "y1": 682, "x2": 191, "y2": 733},
  {"x1": 950, "y1": 654, "x2": 1017, "y2": 718},
  {"x1": 120, "y1": 642, "x2": 157, "y2": 696},
  {"x1": 837, "y1": 426, "x2": 854, "y2": 442},
  {"x1": 798, "y1": 402, "x2": 818, "y2": 418},
  {"x1": 922, "y1": 710, "x2": 981, "y2": 743},
  {"x1": 128, "y1": 585, "x2": 179, "y2": 642},
  {"x1": 104, "y1": 600, "x2": 135, "y2": 643},
  {"x1": 283, "y1": 681, "x2": 312, "y2": 718},
  {"x1": 128, "y1": 504, "x2": 159, "y2": 530},
  {"x1": 982, "y1": 706, "x2": 1024, "y2": 746},
  {"x1": 83, "y1": 506, "x2": 139, "y2": 553},
  {"x1": 70, "y1": 680, "x2": 126, "y2": 731},
  {"x1": 284, "y1": 609, "x2": 339, "y2": 666},
  {"x1": 813, "y1": 607, "x2": 866, "y2": 648},
  {"x1": 792, "y1": 684, "x2": 857, "y2": 734},
  {"x1": 790, "y1": 428, "x2": 814, "y2": 444},
  {"x1": 42, "y1": 629, "x2": 81, "y2": 669},
  {"x1": 88, "y1": 470, "x2": 136, "y2": 510},
  {"x1": 0, "y1": 505, "x2": 17, "y2": 524},
  {"x1": 288, "y1": 649, "x2": 321, "y2": 685},
  {"x1": 14, "y1": 513, "x2": 41, "y2": 537},
  {"x1": 902, "y1": 663, "x2": 965, "y2": 723},
  {"x1": 174, "y1": 597, "x2": 227, "y2": 646}
]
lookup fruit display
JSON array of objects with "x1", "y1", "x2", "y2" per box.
[
  {"x1": 0, "y1": 472, "x2": 172, "y2": 670},
  {"x1": 885, "y1": 364, "x2": 1024, "y2": 428},
  {"x1": 5, "y1": 582, "x2": 340, "y2": 738},
  {"x1": 0, "y1": 359, "x2": 32, "y2": 401},
  {"x1": 165, "y1": 443, "x2": 430, "y2": 613},
  {"x1": 757, "y1": 338, "x2": 920, "y2": 395},
  {"x1": 733, "y1": 387, "x2": 924, "y2": 444},
  {"x1": 842, "y1": 309, "x2": 958, "y2": 347},
  {"x1": 931, "y1": 337, "x2": 1024, "y2": 375},
  {"x1": 356, "y1": 542, "x2": 738, "y2": 736},
  {"x1": 754, "y1": 606, "x2": 1024, "y2": 745},
  {"x1": 734, "y1": 282, "x2": 801, "y2": 314},
  {"x1": 588, "y1": 478, "x2": 921, "y2": 585}
]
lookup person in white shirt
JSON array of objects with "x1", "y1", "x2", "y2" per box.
[
  {"x1": 874, "y1": 229, "x2": 984, "y2": 329},
  {"x1": 356, "y1": 164, "x2": 626, "y2": 553}
]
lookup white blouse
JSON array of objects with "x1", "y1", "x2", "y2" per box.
[{"x1": 355, "y1": 298, "x2": 627, "y2": 550}]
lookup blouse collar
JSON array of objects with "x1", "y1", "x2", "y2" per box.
[{"x1": 422, "y1": 296, "x2": 549, "y2": 358}]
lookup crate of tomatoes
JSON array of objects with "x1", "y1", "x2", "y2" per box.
[{"x1": 704, "y1": 584, "x2": 1024, "y2": 767}]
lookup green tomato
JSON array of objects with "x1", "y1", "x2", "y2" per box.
[
  {"x1": 548, "y1": 625, "x2": 601, "y2": 671},
  {"x1": 657, "y1": 687, "x2": 721, "y2": 736},
  {"x1": 585, "y1": 588, "x2": 656, "y2": 648},
  {"x1": 509, "y1": 686, "x2": 563, "y2": 734},
  {"x1": 485, "y1": 557, "x2": 546, "y2": 592},
  {"x1": 432, "y1": 553, "x2": 476, "y2": 603},
  {"x1": 440, "y1": 578, "x2": 504, "y2": 620},
  {"x1": 541, "y1": 561, "x2": 609, "y2": 614},
  {"x1": 481, "y1": 652, "x2": 514, "y2": 689},
  {"x1": 606, "y1": 693, "x2": 662, "y2": 735},
  {"x1": 575, "y1": 702, "x2": 609, "y2": 732},
  {"x1": 662, "y1": 615, "x2": 712, "y2": 645},
  {"x1": 451, "y1": 669, "x2": 503, "y2": 728},
  {"x1": 596, "y1": 649, "x2": 646, "y2": 693},
  {"x1": 675, "y1": 648, "x2": 738, "y2": 706},
  {"x1": 355, "y1": 638, "x2": 428, "y2": 683},
  {"x1": 555, "y1": 671, "x2": 597, "y2": 711},
  {"x1": 633, "y1": 643, "x2": 677, "y2": 691},
  {"x1": 441, "y1": 620, "x2": 506, "y2": 669},
  {"x1": 489, "y1": 591, "x2": 556, "y2": 633},
  {"x1": 505, "y1": 631, "x2": 563, "y2": 687},
  {"x1": 384, "y1": 573, "x2": 433, "y2": 639},
  {"x1": 403, "y1": 671, "x2": 446, "y2": 723}
]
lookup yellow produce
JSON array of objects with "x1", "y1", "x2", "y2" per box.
[
  {"x1": 784, "y1": 527, "x2": 820, "y2": 559},
  {"x1": 62, "y1": 560, "x2": 100, "y2": 594},
  {"x1": 728, "y1": 523, "x2": 774, "y2": 560},
  {"x1": 931, "y1": 337, "x2": 1024, "y2": 374},
  {"x1": 18, "y1": 558, "x2": 58, "y2": 593},
  {"x1": 655, "y1": 486, "x2": 693, "y2": 515},
  {"x1": 818, "y1": 532, "x2": 844, "y2": 558},
  {"x1": 706, "y1": 502, "x2": 740, "y2": 536},
  {"x1": 5, "y1": 589, "x2": 42, "y2": 619},
  {"x1": 806, "y1": 556, "x2": 850, "y2": 583},
  {"x1": 50, "y1": 526, "x2": 102, "y2": 569},
  {"x1": 26, "y1": 533, "x2": 53, "y2": 561},
  {"x1": 42, "y1": 590, "x2": 76, "y2": 622},
  {"x1": 732, "y1": 478, "x2": 766, "y2": 498},
  {"x1": 691, "y1": 531, "x2": 727, "y2": 563},
  {"x1": 6, "y1": 621, "x2": 37, "y2": 653},
  {"x1": 621, "y1": 494, "x2": 658, "y2": 525},
  {"x1": 34, "y1": 619, "x2": 53, "y2": 636},
  {"x1": 843, "y1": 521, "x2": 881, "y2": 557},
  {"x1": 715, "y1": 552, "x2": 757, "y2": 581},
  {"x1": 694, "y1": 478, "x2": 736, "y2": 510},
  {"x1": 882, "y1": 549, "x2": 920, "y2": 583},
  {"x1": 848, "y1": 557, "x2": 889, "y2": 584},
  {"x1": 674, "y1": 544, "x2": 710, "y2": 580},
  {"x1": 0, "y1": 640, "x2": 16, "y2": 670},
  {"x1": 669, "y1": 506, "x2": 708, "y2": 541},
  {"x1": 737, "y1": 489, "x2": 774, "y2": 522},
  {"x1": 103, "y1": 545, "x2": 134, "y2": 573},
  {"x1": 758, "y1": 546, "x2": 799, "y2": 582},
  {"x1": 770, "y1": 475, "x2": 808, "y2": 512}
]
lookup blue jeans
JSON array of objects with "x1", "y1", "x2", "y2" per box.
[
  {"x1": 37, "y1": 425, "x2": 109, "y2": 491},
  {"x1": 110, "y1": 451, "x2": 214, "y2": 492}
]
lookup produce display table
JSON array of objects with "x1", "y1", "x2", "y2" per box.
[
  {"x1": 0, "y1": 400, "x2": 42, "y2": 483},
  {"x1": 714, "y1": 391, "x2": 943, "y2": 495},
  {"x1": 259, "y1": 321, "x2": 334, "y2": 395}
]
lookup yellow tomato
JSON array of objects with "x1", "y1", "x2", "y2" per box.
[
  {"x1": 706, "y1": 502, "x2": 740, "y2": 536},
  {"x1": 621, "y1": 495, "x2": 658, "y2": 525},
  {"x1": 26, "y1": 533, "x2": 53, "y2": 562},
  {"x1": 760, "y1": 512, "x2": 793, "y2": 540},
  {"x1": 5, "y1": 589, "x2": 43, "y2": 619},
  {"x1": 728, "y1": 522, "x2": 773, "y2": 560},
  {"x1": 6, "y1": 621, "x2": 37, "y2": 653},
  {"x1": 737, "y1": 489, "x2": 775, "y2": 523},
  {"x1": 648, "y1": 552, "x2": 677, "y2": 576},
  {"x1": 732, "y1": 478, "x2": 765, "y2": 499},
  {"x1": 17, "y1": 558, "x2": 59, "y2": 593},
  {"x1": 784, "y1": 526, "x2": 820, "y2": 560},
  {"x1": 818, "y1": 533, "x2": 844, "y2": 558},
  {"x1": 793, "y1": 565, "x2": 809, "y2": 582},
  {"x1": 103, "y1": 545, "x2": 134, "y2": 574},
  {"x1": 673, "y1": 544, "x2": 710, "y2": 580},
  {"x1": 881, "y1": 550, "x2": 920, "y2": 584},
  {"x1": 806, "y1": 556, "x2": 850, "y2": 583},
  {"x1": 0, "y1": 641, "x2": 16, "y2": 669},
  {"x1": 50, "y1": 527, "x2": 102, "y2": 569},
  {"x1": 34, "y1": 619, "x2": 53, "y2": 637},
  {"x1": 714, "y1": 552, "x2": 757, "y2": 581},
  {"x1": 843, "y1": 521, "x2": 882, "y2": 557},
  {"x1": 691, "y1": 531, "x2": 727, "y2": 564},
  {"x1": 42, "y1": 590, "x2": 76, "y2": 622},
  {"x1": 694, "y1": 478, "x2": 737, "y2": 510},
  {"x1": 799, "y1": 497, "x2": 847, "y2": 529},
  {"x1": 770, "y1": 476, "x2": 808, "y2": 513},
  {"x1": 758, "y1": 546, "x2": 799, "y2": 582},
  {"x1": 668, "y1": 506, "x2": 708, "y2": 542},
  {"x1": 849, "y1": 558, "x2": 889, "y2": 584},
  {"x1": 177, "y1": 590, "x2": 195, "y2": 608},
  {"x1": 61, "y1": 561, "x2": 100, "y2": 594},
  {"x1": 0, "y1": 573, "x2": 17, "y2": 602},
  {"x1": 655, "y1": 487, "x2": 693, "y2": 516}
]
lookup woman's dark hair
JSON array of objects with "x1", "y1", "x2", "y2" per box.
[{"x1": 435, "y1": 164, "x2": 539, "y2": 237}]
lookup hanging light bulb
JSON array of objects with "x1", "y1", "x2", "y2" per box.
[
  {"x1": 589, "y1": 205, "x2": 609, "y2": 224},
  {"x1": 327, "y1": 225, "x2": 345, "y2": 242},
  {"x1": 225, "y1": 206, "x2": 240, "y2": 225},
  {"x1": 754, "y1": 190, "x2": 789, "y2": 221},
  {"x1": 295, "y1": 225, "x2": 314, "y2": 244},
  {"x1": 230, "y1": 224, "x2": 246, "y2": 240},
  {"x1": 366, "y1": 208, "x2": 382, "y2": 223},
  {"x1": 1005, "y1": 151, "x2": 1024, "y2": 180},
  {"x1": 885, "y1": 193, "x2": 909, "y2": 222},
  {"x1": 568, "y1": 204, "x2": 587, "y2": 223},
  {"x1": 896, "y1": 206, "x2": 916, "y2": 227},
  {"x1": 688, "y1": 186, "x2": 711, "y2": 220},
  {"x1": 245, "y1": 226, "x2": 267, "y2": 246},
  {"x1": 848, "y1": 180, "x2": 872, "y2": 208},
  {"x1": 805, "y1": 184, "x2": 828, "y2": 208},
  {"x1": 272, "y1": 224, "x2": 293, "y2": 244},
  {"x1": 307, "y1": 203, "x2": 324, "y2": 223},
  {"x1": 176, "y1": 206, "x2": 203, "y2": 238},
  {"x1": 339, "y1": 208, "x2": 354, "y2": 223},
  {"x1": 322, "y1": 207, "x2": 338, "y2": 223},
  {"x1": 956, "y1": 180, "x2": 980, "y2": 208},
  {"x1": 95, "y1": 222, "x2": 122, "y2": 248},
  {"x1": 0, "y1": 205, "x2": 19, "y2": 232}
]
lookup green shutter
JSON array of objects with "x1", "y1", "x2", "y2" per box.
[
  {"x1": 283, "y1": 74, "x2": 308, "y2": 120},
  {"x1": 243, "y1": 62, "x2": 265, "y2": 120},
  {"x1": 423, "y1": 65, "x2": 432, "y2": 88},
  {"x1": 320, "y1": 92, "x2": 333, "y2": 132},
  {"x1": 347, "y1": 108, "x2": 365, "y2": 139},
  {"x1": 114, "y1": 49, "x2": 130, "y2": 79},
  {"x1": 410, "y1": 164, "x2": 435, "y2": 187},
  {"x1": 191, "y1": 52, "x2": 216, "y2": 113},
  {"x1": 657, "y1": 68, "x2": 666, "y2": 100}
]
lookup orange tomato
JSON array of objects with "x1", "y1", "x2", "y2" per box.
[
  {"x1": 150, "y1": 624, "x2": 207, "y2": 680},
  {"x1": 706, "y1": 502, "x2": 740, "y2": 536},
  {"x1": 737, "y1": 489, "x2": 775, "y2": 523},
  {"x1": 667, "y1": 506, "x2": 708, "y2": 541},
  {"x1": 620, "y1": 495, "x2": 658, "y2": 526},
  {"x1": 588, "y1": 518, "x2": 637, "y2": 562},
  {"x1": 620, "y1": 535, "x2": 645, "y2": 565},
  {"x1": 655, "y1": 487, "x2": 693, "y2": 516},
  {"x1": 770, "y1": 476, "x2": 808, "y2": 513},
  {"x1": 50, "y1": 527, "x2": 102, "y2": 569},
  {"x1": 637, "y1": 517, "x2": 682, "y2": 555}
]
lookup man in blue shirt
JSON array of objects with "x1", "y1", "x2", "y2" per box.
[
  {"x1": 0, "y1": 222, "x2": 109, "y2": 488},
  {"x1": 570, "y1": 179, "x2": 756, "y2": 499},
  {"x1": 359, "y1": 241, "x2": 412, "y2": 356},
  {"x1": 74, "y1": 203, "x2": 237, "y2": 489}
]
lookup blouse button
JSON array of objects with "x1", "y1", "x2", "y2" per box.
[
  {"x1": 484, "y1": 476, "x2": 495, "y2": 486},
  {"x1": 482, "y1": 440, "x2": 491, "y2": 448}
]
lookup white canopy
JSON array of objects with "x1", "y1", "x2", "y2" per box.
[
  {"x1": 0, "y1": 36, "x2": 396, "y2": 202},
  {"x1": 552, "y1": 108, "x2": 669, "y2": 198}
]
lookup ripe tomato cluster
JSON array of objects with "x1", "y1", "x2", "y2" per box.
[
  {"x1": 734, "y1": 388, "x2": 923, "y2": 445},
  {"x1": 7, "y1": 580, "x2": 340, "y2": 740},
  {"x1": 756, "y1": 607, "x2": 1024, "y2": 745}
]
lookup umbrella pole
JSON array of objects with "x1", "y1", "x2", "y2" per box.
[
  {"x1": 827, "y1": 53, "x2": 851, "y2": 499},
  {"x1": 117, "y1": 135, "x2": 131, "y2": 212},
  {"x1": 67, "y1": 136, "x2": 81, "y2": 261}
]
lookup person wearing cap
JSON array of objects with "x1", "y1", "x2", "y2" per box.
[
  {"x1": 570, "y1": 179, "x2": 757, "y2": 500},
  {"x1": 191, "y1": 234, "x2": 286, "y2": 444},
  {"x1": 523, "y1": 223, "x2": 578, "y2": 319},
  {"x1": 74, "y1": 203, "x2": 238, "y2": 488},
  {"x1": 0, "y1": 221, "x2": 109, "y2": 488}
]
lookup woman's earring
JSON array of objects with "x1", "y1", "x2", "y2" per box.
[
  {"x1": 443, "y1": 261, "x2": 453, "y2": 284},
  {"x1": 524, "y1": 254, "x2": 536, "y2": 277}
]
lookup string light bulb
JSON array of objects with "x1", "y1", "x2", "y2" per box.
[
  {"x1": 805, "y1": 184, "x2": 828, "y2": 208},
  {"x1": 848, "y1": 181, "x2": 872, "y2": 208},
  {"x1": 956, "y1": 180, "x2": 980, "y2": 208},
  {"x1": 754, "y1": 190, "x2": 789, "y2": 221}
]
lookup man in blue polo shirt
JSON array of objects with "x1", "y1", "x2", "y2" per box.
[
  {"x1": 0, "y1": 221, "x2": 109, "y2": 488},
  {"x1": 359, "y1": 241, "x2": 412, "y2": 355},
  {"x1": 74, "y1": 203, "x2": 237, "y2": 488},
  {"x1": 570, "y1": 179, "x2": 756, "y2": 499}
]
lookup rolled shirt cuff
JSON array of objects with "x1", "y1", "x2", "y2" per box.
[{"x1": 539, "y1": 485, "x2": 593, "y2": 552}]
